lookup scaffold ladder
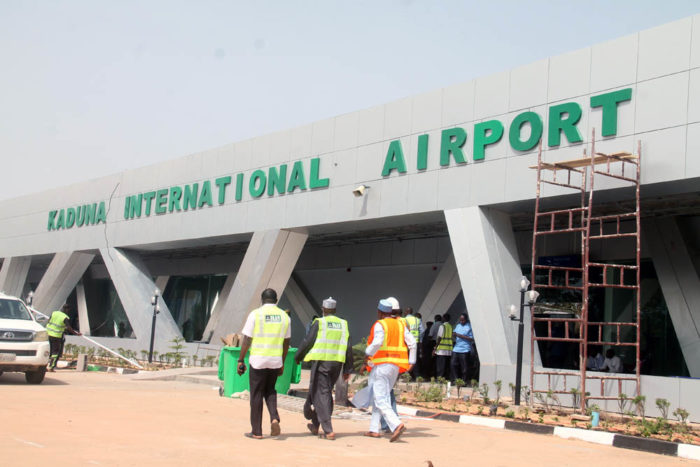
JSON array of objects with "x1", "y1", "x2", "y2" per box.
[{"x1": 529, "y1": 129, "x2": 642, "y2": 413}]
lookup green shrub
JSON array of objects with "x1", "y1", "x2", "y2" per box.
[
  {"x1": 416, "y1": 384, "x2": 444, "y2": 403},
  {"x1": 505, "y1": 410, "x2": 515, "y2": 418}
]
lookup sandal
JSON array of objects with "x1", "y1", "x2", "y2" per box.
[
  {"x1": 363, "y1": 431, "x2": 381, "y2": 438},
  {"x1": 390, "y1": 423, "x2": 406, "y2": 443},
  {"x1": 307, "y1": 423, "x2": 319, "y2": 435},
  {"x1": 319, "y1": 432, "x2": 336, "y2": 440},
  {"x1": 270, "y1": 419, "x2": 281, "y2": 437},
  {"x1": 244, "y1": 432, "x2": 263, "y2": 439}
]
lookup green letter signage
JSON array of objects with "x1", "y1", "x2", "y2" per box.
[
  {"x1": 382, "y1": 140, "x2": 407, "y2": 176},
  {"x1": 509, "y1": 111, "x2": 543, "y2": 152},
  {"x1": 548, "y1": 102, "x2": 583, "y2": 147},
  {"x1": 473, "y1": 120, "x2": 504, "y2": 161},
  {"x1": 440, "y1": 128, "x2": 467, "y2": 166},
  {"x1": 590, "y1": 88, "x2": 632, "y2": 137}
]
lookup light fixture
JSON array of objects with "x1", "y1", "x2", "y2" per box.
[
  {"x1": 508, "y1": 304, "x2": 518, "y2": 320},
  {"x1": 519, "y1": 276, "x2": 530, "y2": 293},
  {"x1": 526, "y1": 290, "x2": 540, "y2": 305},
  {"x1": 352, "y1": 185, "x2": 369, "y2": 197},
  {"x1": 508, "y1": 276, "x2": 539, "y2": 406}
]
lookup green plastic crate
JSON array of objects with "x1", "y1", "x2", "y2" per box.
[{"x1": 218, "y1": 346, "x2": 301, "y2": 397}]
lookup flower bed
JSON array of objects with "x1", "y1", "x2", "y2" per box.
[{"x1": 391, "y1": 381, "x2": 700, "y2": 446}]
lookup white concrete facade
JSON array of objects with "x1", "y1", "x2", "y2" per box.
[{"x1": 1, "y1": 15, "x2": 699, "y2": 418}]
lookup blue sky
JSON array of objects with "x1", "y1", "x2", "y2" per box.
[{"x1": 1, "y1": 1, "x2": 698, "y2": 200}]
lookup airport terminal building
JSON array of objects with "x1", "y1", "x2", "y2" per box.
[{"x1": 1, "y1": 16, "x2": 699, "y2": 416}]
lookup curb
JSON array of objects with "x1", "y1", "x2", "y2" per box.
[{"x1": 396, "y1": 405, "x2": 699, "y2": 461}]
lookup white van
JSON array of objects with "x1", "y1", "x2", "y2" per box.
[{"x1": 0, "y1": 293, "x2": 50, "y2": 383}]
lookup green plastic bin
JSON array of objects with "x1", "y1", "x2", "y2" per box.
[{"x1": 218, "y1": 346, "x2": 301, "y2": 398}]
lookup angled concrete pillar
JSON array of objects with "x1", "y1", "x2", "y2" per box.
[
  {"x1": 100, "y1": 247, "x2": 181, "y2": 350},
  {"x1": 33, "y1": 252, "x2": 94, "y2": 314},
  {"x1": 445, "y1": 206, "x2": 538, "y2": 369},
  {"x1": 155, "y1": 276, "x2": 170, "y2": 295},
  {"x1": 76, "y1": 282, "x2": 90, "y2": 335},
  {"x1": 209, "y1": 229, "x2": 308, "y2": 344},
  {"x1": 283, "y1": 274, "x2": 319, "y2": 326},
  {"x1": 417, "y1": 252, "x2": 461, "y2": 319},
  {"x1": 0, "y1": 256, "x2": 32, "y2": 298},
  {"x1": 643, "y1": 217, "x2": 700, "y2": 377},
  {"x1": 202, "y1": 272, "x2": 237, "y2": 341}
]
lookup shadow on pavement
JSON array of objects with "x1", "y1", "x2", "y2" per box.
[{"x1": 0, "y1": 372, "x2": 70, "y2": 386}]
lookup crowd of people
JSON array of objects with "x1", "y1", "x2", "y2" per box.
[{"x1": 236, "y1": 288, "x2": 479, "y2": 441}]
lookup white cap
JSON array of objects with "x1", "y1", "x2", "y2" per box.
[
  {"x1": 322, "y1": 297, "x2": 337, "y2": 309},
  {"x1": 386, "y1": 297, "x2": 400, "y2": 310}
]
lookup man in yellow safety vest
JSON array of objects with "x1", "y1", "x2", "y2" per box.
[
  {"x1": 433, "y1": 313, "x2": 453, "y2": 379},
  {"x1": 295, "y1": 297, "x2": 353, "y2": 440},
  {"x1": 46, "y1": 304, "x2": 81, "y2": 371},
  {"x1": 238, "y1": 288, "x2": 291, "y2": 439}
]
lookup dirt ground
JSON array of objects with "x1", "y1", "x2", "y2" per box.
[{"x1": 0, "y1": 371, "x2": 693, "y2": 467}]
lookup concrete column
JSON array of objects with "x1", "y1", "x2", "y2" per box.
[
  {"x1": 100, "y1": 247, "x2": 181, "y2": 351},
  {"x1": 155, "y1": 276, "x2": 170, "y2": 295},
  {"x1": 209, "y1": 229, "x2": 308, "y2": 344},
  {"x1": 202, "y1": 273, "x2": 237, "y2": 342},
  {"x1": 33, "y1": 252, "x2": 94, "y2": 314},
  {"x1": 0, "y1": 256, "x2": 31, "y2": 298},
  {"x1": 76, "y1": 282, "x2": 90, "y2": 335},
  {"x1": 416, "y1": 252, "x2": 461, "y2": 319},
  {"x1": 643, "y1": 217, "x2": 700, "y2": 377},
  {"x1": 283, "y1": 274, "x2": 319, "y2": 326},
  {"x1": 445, "y1": 206, "x2": 538, "y2": 372}
]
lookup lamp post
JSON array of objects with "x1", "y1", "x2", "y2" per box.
[
  {"x1": 148, "y1": 289, "x2": 160, "y2": 364},
  {"x1": 508, "y1": 276, "x2": 539, "y2": 406}
]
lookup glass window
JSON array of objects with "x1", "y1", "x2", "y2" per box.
[{"x1": 163, "y1": 275, "x2": 226, "y2": 342}]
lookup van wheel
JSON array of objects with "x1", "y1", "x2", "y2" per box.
[{"x1": 25, "y1": 368, "x2": 46, "y2": 384}]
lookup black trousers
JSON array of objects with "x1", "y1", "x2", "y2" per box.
[
  {"x1": 450, "y1": 351, "x2": 471, "y2": 382},
  {"x1": 248, "y1": 366, "x2": 280, "y2": 436},
  {"x1": 48, "y1": 336, "x2": 64, "y2": 369},
  {"x1": 304, "y1": 361, "x2": 342, "y2": 434},
  {"x1": 435, "y1": 354, "x2": 451, "y2": 379}
]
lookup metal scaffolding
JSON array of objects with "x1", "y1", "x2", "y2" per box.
[{"x1": 529, "y1": 129, "x2": 642, "y2": 413}]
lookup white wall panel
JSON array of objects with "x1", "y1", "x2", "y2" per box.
[
  {"x1": 357, "y1": 104, "x2": 384, "y2": 146},
  {"x1": 641, "y1": 126, "x2": 687, "y2": 184},
  {"x1": 441, "y1": 79, "x2": 475, "y2": 127},
  {"x1": 685, "y1": 122, "x2": 700, "y2": 178},
  {"x1": 333, "y1": 112, "x2": 360, "y2": 152},
  {"x1": 590, "y1": 33, "x2": 638, "y2": 93},
  {"x1": 638, "y1": 17, "x2": 692, "y2": 81},
  {"x1": 311, "y1": 118, "x2": 335, "y2": 156},
  {"x1": 474, "y1": 71, "x2": 509, "y2": 119},
  {"x1": 548, "y1": 47, "x2": 591, "y2": 102},
  {"x1": 509, "y1": 59, "x2": 549, "y2": 111},
  {"x1": 688, "y1": 69, "x2": 700, "y2": 124},
  {"x1": 384, "y1": 96, "x2": 412, "y2": 140},
  {"x1": 411, "y1": 89, "x2": 442, "y2": 133},
  {"x1": 635, "y1": 73, "x2": 689, "y2": 133}
]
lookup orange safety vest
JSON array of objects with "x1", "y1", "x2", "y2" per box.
[{"x1": 366, "y1": 318, "x2": 410, "y2": 373}]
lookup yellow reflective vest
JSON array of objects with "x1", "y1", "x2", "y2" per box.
[
  {"x1": 46, "y1": 311, "x2": 69, "y2": 338},
  {"x1": 249, "y1": 305, "x2": 290, "y2": 358},
  {"x1": 303, "y1": 315, "x2": 349, "y2": 363},
  {"x1": 404, "y1": 314, "x2": 421, "y2": 340},
  {"x1": 436, "y1": 322, "x2": 453, "y2": 352}
]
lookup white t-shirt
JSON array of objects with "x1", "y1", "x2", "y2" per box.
[
  {"x1": 241, "y1": 303, "x2": 291, "y2": 369},
  {"x1": 600, "y1": 355, "x2": 622, "y2": 373}
]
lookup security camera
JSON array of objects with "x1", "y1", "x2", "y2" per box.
[{"x1": 352, "y1": 185, "x2": 369, "y2": 197}]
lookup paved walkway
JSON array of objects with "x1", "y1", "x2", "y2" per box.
[{"x1": 1, "y1": 370, "x2": 689, "y2": 466}]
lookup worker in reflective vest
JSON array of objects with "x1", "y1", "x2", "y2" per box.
[
  {"x1": 238, "y1": 288, "x2": 291, "y2": 439},
  {"x1": 433, "y1": 312, "x2": 453, "y2": 379},
  {"x1": 46, "y1": 304, "x2": 81, "y2": 371},
  {"x1": 363, "y1": 299, "x2": 416, "y2": 442},
  {"x1": 295, "y1": 297, "x2": 353, "y2": 440},
  {"x1": 404, "y1": 307, "x2": 421, "y2": 379}
]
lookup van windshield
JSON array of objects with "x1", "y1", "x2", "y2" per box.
[{"x1": 0, "y1": 299, "x2": 33, "y2": 320}]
